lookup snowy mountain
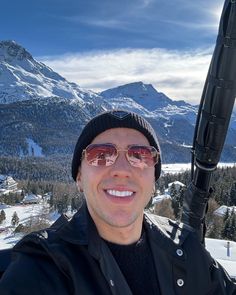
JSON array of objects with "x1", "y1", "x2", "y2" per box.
[
  {"x1": 0, "y1": 40, "x2": 99, "y2": 104},
  {"x1": 1, "y1": 40, "x2": 236, "y2": 166},
  {"x1": 100, "y1": 81, "x2": 173, "y2": 110},
  {"x1": 100, "y1": 81, "x2": 198, "y2": 125}
]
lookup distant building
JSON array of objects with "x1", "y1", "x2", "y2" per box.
[
  {"x1": 22, "y1": 193, "x2": 40, "y2": 204},
  {"x1": 43, "y1": 192, "x2": 52, "y2": 202},
  {"x1": 168, "y1": 181, "x2": 185, "y2": 194},
  {"x1": 152, "y1": 194, "x2": 171, "y2": 205},
  {"x1": 214, "y1": 205, "x2": 236, "y2": 217},
  {"x1": 0, "y1": 175, "x2": 18, "y2": 196}
]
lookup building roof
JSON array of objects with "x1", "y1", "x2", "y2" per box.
[
  {"x1": 22, "y1": 194, "x2": 39, "y2": 202},
  {"x1": 168, "y1": 181, "x2": 185, "y2": 187}
]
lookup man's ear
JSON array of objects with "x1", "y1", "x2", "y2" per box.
[{"x1": 76, "y1": 169, "x2": 83, "y2": 192}]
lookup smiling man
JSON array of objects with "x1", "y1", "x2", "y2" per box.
[
  {"x1": 76, "y1": 127, "x2": 156, "y2": 245},
  {"x1": 0, "y1": 110, "x2": 236, "y2": 294}
]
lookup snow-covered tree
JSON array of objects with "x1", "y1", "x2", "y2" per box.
[{"x1": 11, "y1": 211, "x2": 19, "y2": 227}]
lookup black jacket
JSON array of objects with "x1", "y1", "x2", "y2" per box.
[{"x1": 0, "y1": 203, "x2": 235, "y2": 295}]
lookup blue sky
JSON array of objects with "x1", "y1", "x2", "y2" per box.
[{"x1": 1, "y1": 0, "x2": 224, "y2": 104}]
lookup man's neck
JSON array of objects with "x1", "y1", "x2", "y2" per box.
[{"x1": 93, "y1": 215, "x2": 144, "y2": 245}]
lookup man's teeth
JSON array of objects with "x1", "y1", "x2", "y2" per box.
[{"x1": 106, "y1": 190, "x2": 134, "y2": 197}]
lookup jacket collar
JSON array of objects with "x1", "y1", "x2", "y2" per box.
[
  {"x1": 57, "y1": 203, "x2": 132, "y2": 295},
  {"x1": 56, "y1": 202, "x2": 117, "y2": 261},
  {"x1": 57, "y1": 202, "x2": 91, "y2": 245},
  {"x1": 57, "y1": 203, "x2": 192, "y2": 254}
]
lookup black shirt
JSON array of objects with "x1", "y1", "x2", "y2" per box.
[{"x1": 105, "y1": 231, "x2": 161, "y2": 295}]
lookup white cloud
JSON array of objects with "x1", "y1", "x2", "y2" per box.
[
  {"x1": 162, "y1": 19, "x2": 218, "y2": 32},
  {"x1": 159, "y1": 1, "x2": 223, "y2": 33},
  {"x1": 65, "y1": 15, "x2": 129, "y2": 30},
  {"x1": 38, "y1": 47, "x2": 213, "y2": 105}
]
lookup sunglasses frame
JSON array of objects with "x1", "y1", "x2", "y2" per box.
[{"x1": 82, "y1": 143, "x2": 159, "y2": 168}]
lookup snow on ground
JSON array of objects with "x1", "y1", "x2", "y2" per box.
[
  {"x1": 26, "y1": 138, "x2": 44, "y2": 157},
  {"x1": 205, "y1": 238, "x2": 236, "y2": 279},
  {"x1": 0, "y1": 202, "x2": 60, "y2": 250},
  {"x1": 162, "y1": 162, "x2": 236, "y2": 174},
  {"x1": 0, "y1": 203, "x2": 235, "y2": 278},
  {"x1": 0, "y1": 203, "x2": 48, "y2": 227}
]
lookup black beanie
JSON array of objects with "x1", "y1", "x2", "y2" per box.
[{"x1": 72, "y1": 110, "x2": 161, "y2": 181}]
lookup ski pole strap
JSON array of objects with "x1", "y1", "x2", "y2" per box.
[{"x1": 181, "y1": 182, "x2": 211, "y2": 230}]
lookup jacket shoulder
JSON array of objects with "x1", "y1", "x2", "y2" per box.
[
  {"x1": 144, "y1": 211, "x2": 196, "y2": 245},
  {"x1": 12, "y1": 214, "x2": 70, "y2": 253}
]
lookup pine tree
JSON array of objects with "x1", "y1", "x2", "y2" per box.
[
  {"x1": 49, "y1": 193, "x2": 54, "y2": 208},
  {"x1": 223, "y1": 207, "x2": 230, "y2": 223},
  {"x1": 71, "y1": 197, "x2": 77, "y2": 212},
  {"x1": 170, "y1": 184, "x2": 184, "y2": 219},
  {"x1": 222, "y1": 192, "x2": 231, "y2": 206},
  {"x1": 222, "y1": 216, "x2": 231, "y2": 240},
  {"x1": 230, "y1": 182, "x2": 236, "y2": 206},
  {"x1": 207, "y1": 215, "x2": 224, "y2": 239},
  {"x1": 11, "y1": 211, "x2": 19, "y2": 227},
  {"x1": 0, "y1": 209, "x2": 6, "y2": 224},
  {"x1": 222, "y1": 208, "x2": 236, "y2": 241},
  {"x1": 229, "y1": 208, "x2": 236, "y2": 241}
]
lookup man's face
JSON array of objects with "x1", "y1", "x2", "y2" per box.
[{"x1": 77, "y1": 128, "x2": 155, "y2": 234}]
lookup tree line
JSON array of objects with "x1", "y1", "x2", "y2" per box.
[
  {"x1": 154, "y1": 165, "x2": 236, "y2": 241},
  {"x1": 1, "y1": 161, "x2": 236, "y2": 241}
]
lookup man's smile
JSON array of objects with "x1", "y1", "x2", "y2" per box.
[{"x1": 105, "y1": 189, "x2": 135, "y2": 197}]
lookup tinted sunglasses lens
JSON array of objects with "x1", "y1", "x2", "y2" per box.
[
  {"x1": 128, "y1": 146, "x2": 158, "y2": 167},
  {"x1": 85, "y1": 144, "x2": 117, "y2": 166}
]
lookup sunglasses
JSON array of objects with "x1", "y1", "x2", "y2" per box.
[{"x1": 82, "y1": 143, "x2": 159, "y2": 168}]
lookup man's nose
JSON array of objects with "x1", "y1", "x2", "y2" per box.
[{"x1": 110, "y1": 152, "x2": 132, "y2": 178}]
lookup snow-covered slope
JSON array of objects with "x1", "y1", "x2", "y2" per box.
[
  {"x1": 100, "y1": 81, "x2": 173, "y2": 110},
  {"x1": 100, "y1": 81, "x2": 198, "y2": 125},
  {"x1": 205, "y1": 238, "x2": 236, "y2": 279},
  {"x1": 0, "y1": 40, "x2": 98, "y2": 104},
  {"x1": 0, "y1": 202, "x2": 60, "y2": 250}
]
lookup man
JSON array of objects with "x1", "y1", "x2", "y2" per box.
[{"x1": 0, "y1": 109, "x2": 235, "y2": 294}]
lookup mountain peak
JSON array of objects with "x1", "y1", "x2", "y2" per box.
[
  {"x1": 100, "y1": 81, "x2": 158, "y2": 98},
  {"x1": 123, "y1": 81, "x2": 156, "y2": 91},
  {"x1": 0, "y1": 40, "x2": 33, "y2": 62},
  {"x1": 0, "y1": 40, "x2": 98, "y2": 104},
  {"x1": 100, "y1": 81, "x2": 173, "y2": 110}
]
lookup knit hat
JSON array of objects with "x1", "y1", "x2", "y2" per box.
[{"x1": 72, "y1": 110, "x2": 161, "y2": 181}]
